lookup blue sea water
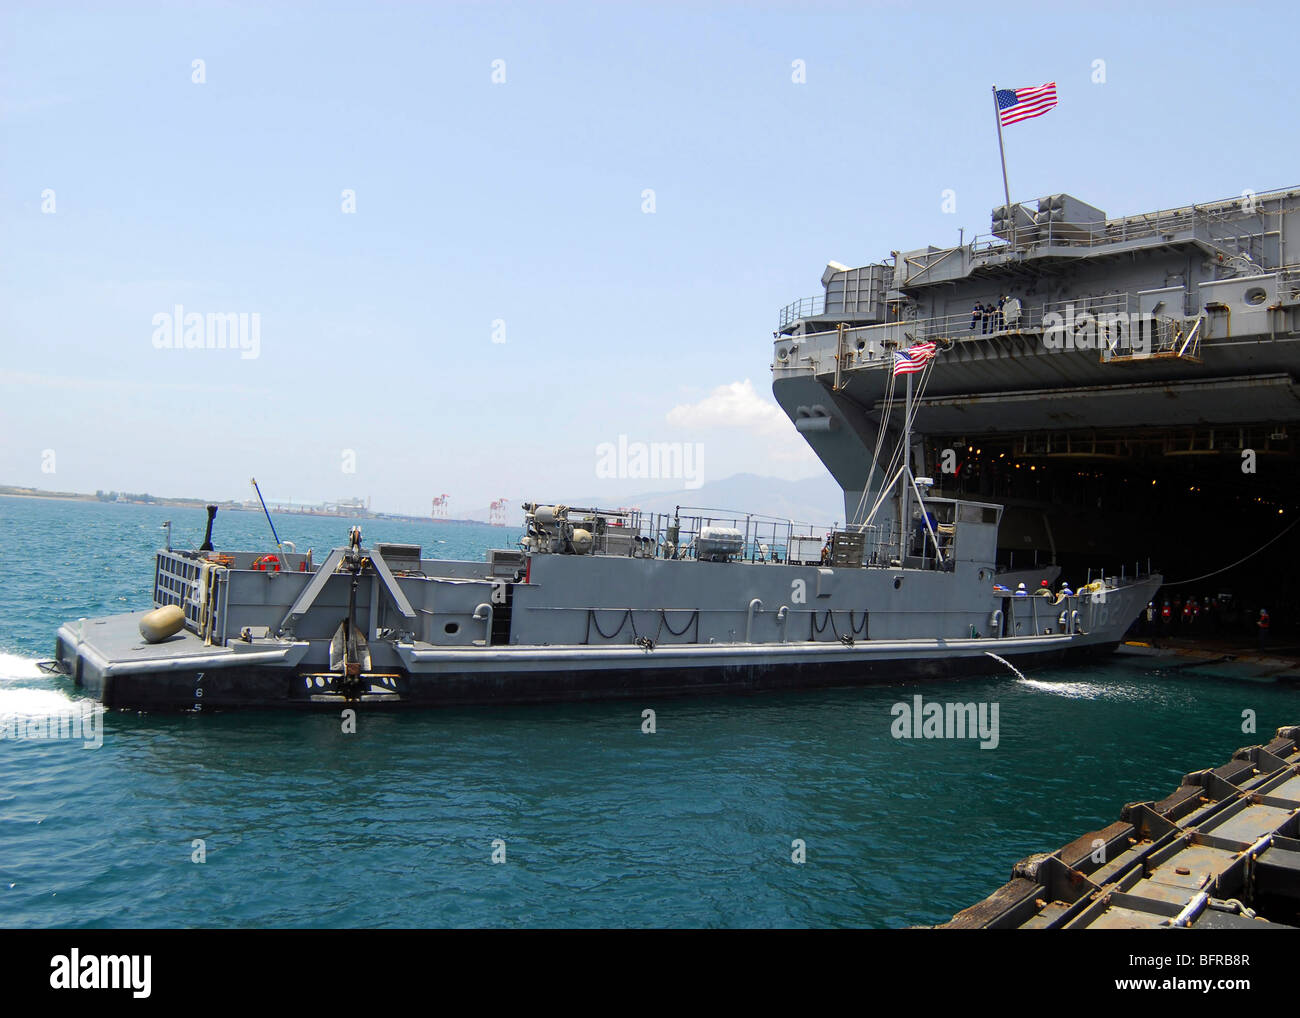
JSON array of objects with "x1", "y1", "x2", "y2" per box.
[{"x1": 0, "y1": 495, "x2": 1295, "y2": 928}]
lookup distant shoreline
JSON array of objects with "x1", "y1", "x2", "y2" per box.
[{"x1": 0, "y1": 487, "x2": 508, "y2": 526}]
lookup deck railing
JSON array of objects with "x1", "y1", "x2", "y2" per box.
[
  {"x1": 777, "y1": 295, "x2": 826, "y2": 329},
  {"x1": 537, "y1": 502, "x2": 976, "y2": 575},
  {"x1": 778, "y1": 186, "x2": 1300, "y2": 331}
]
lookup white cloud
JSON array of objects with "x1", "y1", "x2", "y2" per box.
[
  {"x1": 665, "y1": 378, "x2": 820, "y2": 475},
  {"x1": 665, "y1": 378, "x2": 790, "y2": 435}
]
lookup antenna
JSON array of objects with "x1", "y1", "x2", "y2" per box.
[{"x1": 250, "y1": 478, "x2": 286, "y2": 556}]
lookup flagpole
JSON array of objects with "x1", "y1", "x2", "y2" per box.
[
  {"x1": 898, "y1": 370, "x2": 911, "y2": 565},
  {"x1": 992, "y1": 85, "x2": 1014, "y2": 247}
]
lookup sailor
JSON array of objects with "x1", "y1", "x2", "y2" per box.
[
  {"x1": 994, "y1": 295, "x2": 1007, "y2": 332},
  {"x1": 1258, "y1": 608, "x2": 1270, "y2": 649},
  {"x1": 820, "y1": 535, "x2": 831, "y2": 565},
  {"x1": 1034, "y1": 580, "x2": 1052, "y2": 597},
  {"x1": 970, "y1": 302, "x2": 984, "y2": 331},
  {"x1": 1015, "y1": 582, "x2": 1028, "y2": 597},
  {"x1": 1059, "y1": 581, "x2": 1074, "y2": 597},
  {"x1": 1003, "y1": 295, "x2": 1022, "y2": 329}
]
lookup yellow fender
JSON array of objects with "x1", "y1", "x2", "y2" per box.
[{"x1": 139, "y1": 604, "x2": 185, "y2": 644}]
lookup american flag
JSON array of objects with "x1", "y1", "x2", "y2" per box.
[
  {"x1": 996, "y1": 83, "x2": 1057, "y2": 126},
  {"x1": 892, "y1": 342, "x2": 937, "y2": 376}
]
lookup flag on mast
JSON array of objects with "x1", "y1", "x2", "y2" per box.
[{"x1": 995, "y1": 83, "x2": 1058, "y2": 126}]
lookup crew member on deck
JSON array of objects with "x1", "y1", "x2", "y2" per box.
[{"x1": 970, "y1": 302, "x2": 985, "y2": 331}]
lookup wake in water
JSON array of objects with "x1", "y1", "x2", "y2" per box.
[
  {"x1": 1012, "y1": 676, "x2": 1113, "y2": 700},
  {"x1": 0, "y1": 652, "x2": 78, "y2": 717},
  {"x1": 0, "y1": 652, "x2": 47, "y2": 682},
  {"x1": 983, "y1": 650, "x2": 1145, "y2": 701}
]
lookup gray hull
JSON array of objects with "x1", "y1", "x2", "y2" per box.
[
  {"x1": 52, "y1": 535, "x2": 1159, "y2": 711},
  {"x1": 62, "y1": 616, "x2": 1127, "y2": 711}
]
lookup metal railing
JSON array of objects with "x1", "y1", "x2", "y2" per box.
[
  {"x1": 973, "y1": 187, "x2": 1298, "y2": 255},
  {"x1": 970, "y1": 207, "x2": 1198, "y2": 253},
  {"x1": 781, "y1": 293, "x2": 1136, "y2": 368},
  {"x1": 524, "y1": 504, "x2": 839, "y2": 566},
  {"x1": 776, "y1": 188, "x2": 1300, "y2": 331},
  {"x1": 778, "y1": 295, "x2": 826, "y2": 329},
  {"x1": 1279, "y1": 265, "x2": 1300, "y2": 304},
  {"x1": 1100, "y1": 315, "x2": 1203, "y2": 362},
  {"x1": 920, "y1": 293, "x2": 1136, "y2": 344},
  {"x1": 780, "y1": 285, "x2": 1138, "y2": 340},
  {"x1": 526, "y1": 501, "x2": 981, "y2": 576}
]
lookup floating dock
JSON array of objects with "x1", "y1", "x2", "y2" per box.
[
  {"x1": 943, "y1": 725, "x2": 1300, "y2": 929},
  {"x1": 1116, "y1": 641, "x2": 1300, "y2": 685}
]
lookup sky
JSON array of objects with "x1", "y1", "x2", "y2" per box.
[{"x1": 1, "y1": 0, "x2": 1294, "y2": 516}]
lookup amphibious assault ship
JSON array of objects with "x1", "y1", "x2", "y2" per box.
[
  {"x1": 64, "y1": 184, "x2": 1298, "y2": 711},
  {"x1": 773, "y1": 186, "x2": 1300, "y2": 593}
]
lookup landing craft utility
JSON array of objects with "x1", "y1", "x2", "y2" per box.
[{"x1": 43, "y1": 498, "x2": 1154, "y2": 710}]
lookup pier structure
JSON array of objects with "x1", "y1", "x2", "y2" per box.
[{"x1": 944, "y1": 724, "x2": 1300, "y2": 929}]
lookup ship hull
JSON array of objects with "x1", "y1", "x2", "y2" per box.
[
  {"x1": 50, "y1": 528, "x2": 1160, "y2": 712},
  {"x1": 59, "y1": 623, "x2": 1123, "y2": 712}
]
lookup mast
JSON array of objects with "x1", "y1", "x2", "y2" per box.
[
  {"x1": 992, "y1": 85, "x2": 1014, "y2": 247},
  {"x1": 898, "y1": 371, "x2": 911, "y2": 564}
]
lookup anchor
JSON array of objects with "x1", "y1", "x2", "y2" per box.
[{"x1": 328, "y1": 527, "x2": 372, "y2": 699}]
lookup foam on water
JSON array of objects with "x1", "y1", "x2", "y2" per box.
[
  {"x1": 0, "y1": 653, "x2": 46, "y2": 682},
  {"x1": 0, "y1": 654, "x2": 77, "y2": 716},
  {"x1": 0, "y1": 686, "x2": 77, "y2": 718},
  {"x1": 1014, "y1": 676, "x2": 1116, "y2": 700}
]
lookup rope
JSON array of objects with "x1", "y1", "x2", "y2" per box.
[
  {"x1": 586, "y1": 607, "x2": 700, "y2": 644},
  {"x1": 853, "y1": 346, "x2": 942, "y2": 530},
  {"x1": 586, "y1": 609, "x2": 630, "y2": 642},
  {"x1": 1159, "y1": 517, "x2": 1300, "y2": 588},
  {"x1": 862, "y1": 358, "x2": 938, "y2": 532},
  {"x1": 811, "y1": 609, "x2": 869, "y2": 641},
  {"x1": 628, "y1": 610, "x2": 664, "y2": 645},
  {"x1": 853, "y1": 371, "x2": 897, "y2": 526},
  {"x1": 662, "y1": 609, "x2": 699, "y2": 638}
]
